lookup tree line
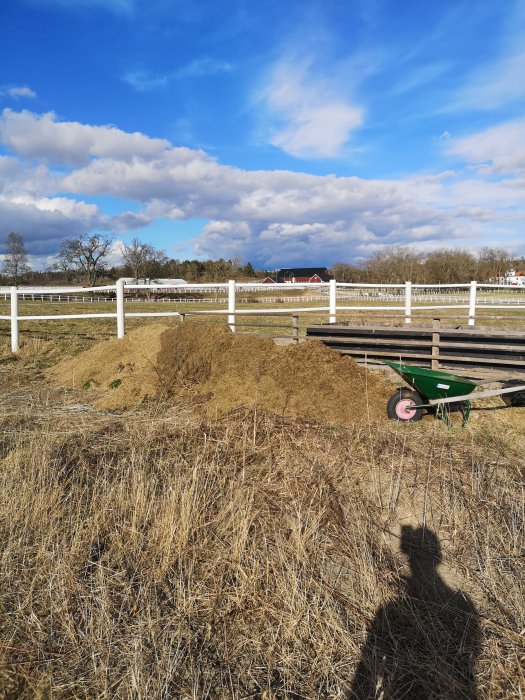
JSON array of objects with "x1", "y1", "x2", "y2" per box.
[
  {"x1": 0, "y1": 232, "x2": 258, "y2": 286},
  {"x1": 1, "y1": 232, "x2": 523, "y2": 287},
  {"x1": 331, "y1": 246, "x2": 522, "y2": 284}
]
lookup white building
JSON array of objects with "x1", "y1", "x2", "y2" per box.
[
  {"x1": 121, "y1": 278, "x2": 187, "y2": 286},
  {"x1": 500, "y1": 270, "x2": 525, "y2": 285}
]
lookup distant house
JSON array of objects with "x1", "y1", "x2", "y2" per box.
[
  {"x1": 275, "y1": 267, "x2": 331, "y2": 283},
  {"x1": 501, "y1": 270, "x2": 525, "y2": 285},
  {"x1": 261, "y1": 277, "x2": 277, "y2": 284}
]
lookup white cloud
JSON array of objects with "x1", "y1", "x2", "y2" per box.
[
  {"x1": 0, "y1": 194, "x2": 109, "y2": 255},
  {"x1": 106, "y1": 239, "x2": 125, "y2": 266},
  {"x1": 122, "y1": 71, "x2": 171, "y2": 92},
  {"x1": 446, "y1": 117, "x2": 525, "y2": 172},
  {"x1": 0, "y1": 109, "x2": 170, "y2": 166},
  {"x1": 0, "y1": 155, "x2": 57, "y2": 196},
  {"x1": 0, "y1": 85, "x2": 37, "y2": 100},
  {"x1": 256, "y1": 57, "x2": 363, "y2": 158},
  {"x1": 2, "y1": 109, "x2": 525, "y2": 265}
]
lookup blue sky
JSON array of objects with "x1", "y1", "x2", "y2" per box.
[{"x1": 1, "y1": 0, "x2": 525, "y2": 268}]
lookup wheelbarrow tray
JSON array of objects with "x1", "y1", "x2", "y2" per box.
[{"x1": 384, "y1": 361, "x2": 479, "y2": 401}]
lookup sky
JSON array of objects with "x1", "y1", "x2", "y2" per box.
[{"x1": 0, "y1": 0, "x2": 525, "y2": 269}]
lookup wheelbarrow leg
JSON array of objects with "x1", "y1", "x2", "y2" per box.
[
  {"x1": 461, "y1": 400, "x2": 471, "y2": 427},
  {"x1": 435, "y1": 403, "x2": 452, "y2": 427},
  {"x1": 434, "y1": 400, "x2": 471, "y2": 428}
]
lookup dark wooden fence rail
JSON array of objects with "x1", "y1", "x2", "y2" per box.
[{"x1": 306, "y1": 320, "x2": 525, "y2": 374}]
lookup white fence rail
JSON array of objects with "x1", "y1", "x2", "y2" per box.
[{"x1": 2, "y1": 278, "x2": 525, "y2": 353}]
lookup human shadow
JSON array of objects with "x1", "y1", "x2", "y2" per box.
[{"x1": 350, "y1": 526, "x2": 481, "y2": 699}]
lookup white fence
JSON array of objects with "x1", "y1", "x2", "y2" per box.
[{"x1": 2, "y1": 279, "x2": 525, "y2": 353}]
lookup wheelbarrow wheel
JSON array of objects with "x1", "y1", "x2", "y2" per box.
[{"x1": 387, "y1": 387, "x2": 424, "y2": 422}]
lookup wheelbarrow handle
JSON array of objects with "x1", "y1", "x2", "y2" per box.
[{"x1": 428, "y1": 383, "x2": 525, "y2": 406}]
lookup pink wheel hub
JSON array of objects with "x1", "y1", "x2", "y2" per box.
[{"x1": 395, "y1": 398, "x2": 417, "y2": 420}]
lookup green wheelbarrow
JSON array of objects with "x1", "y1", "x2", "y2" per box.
[{"x1": 384, "y1": 361, "x2": 525, "y2": 426}]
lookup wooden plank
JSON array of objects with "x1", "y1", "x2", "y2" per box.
[
  {"x1": 438, "y1": 341, "x2": 525, "y2": 351},
  {"x1": 337, "y1": 347, "x2": 525, "y2": 367},
  {"x1": 337, "y1": 349, "x2": 437, "y2": 360},
  {"x1": 309, "y1": 336, "x2": 525, "y2": 352},
  {"x1": 436, "y1": 354, "x2": 525, "y2": 366},
  {"x1": 308, "y1": 323, "x2": 525, "y2": 339},
  {"x1": 307, "y1": 335, "x2": 432, "y2": 347},
  {"x1": 307, "y1": 322, "x2": 525, "y2": 373},
  {"x1": 313, "y1": 340, "x2": 525, "y2": 362}
]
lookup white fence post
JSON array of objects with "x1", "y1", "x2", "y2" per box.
[
  {"x1": 228, "y1": 279, "x2": 236, "y2": 332},
  {"x1": 329, "y1": 279, "x2": 337, "y2": 323},
  {"x1": 10, "y1": 287, "x2": 19, "y2": 353},
  {"x1": 116, "y1": 279, "x2": 125, "y2": 339},
  {"x1": 404, "y1": 281, "x2": 412, "y2": 324},
  {"x1": 468, "y1": 280, "x2": 477, "y2": 326}
]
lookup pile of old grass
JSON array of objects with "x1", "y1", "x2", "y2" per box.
[{"x1": 49, "y1": 322, "x2": 390, "y2": 423}]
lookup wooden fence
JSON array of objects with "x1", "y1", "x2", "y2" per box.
[{"x1": 306, "y1": 321, "x2": 525, "y2": 374}]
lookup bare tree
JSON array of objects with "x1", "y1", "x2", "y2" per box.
[
  {"x1": 58, "y1": 233, "x2": 113, "y2": 286},
  {"x1": 2, "y1": 232, "x2": 31, "y2": 287},
  {"x1": 330, "y1": 262, "x2": 364, "y2": 282},
  {"x1": 365, "y1": 246, "x2": 424, "y2": 284},
  {"x1": 121, "y1": 238, "x2": 167, "y2": 283},
  {"x1": 143, "y1": 247, "x2": 168, "y2": 282},
  {"x1": 477, "y1": 247, "x2": 512, "y2": 282},
  {"x1": 423, "y1": 248, "x2": 477, "y2": 284},
  {"x1": 47, "y1": 249, "x2": 76, "y2": 283}
]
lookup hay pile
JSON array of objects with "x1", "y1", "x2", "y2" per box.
[{"x1": 50, "y1": 322, "x2": 390, "y2": 423}]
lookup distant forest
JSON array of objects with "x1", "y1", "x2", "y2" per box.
[{"x1": 1, "y1": 232, "x2": 523, "y2": 286}]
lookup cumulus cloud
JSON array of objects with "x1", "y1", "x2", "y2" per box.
[
  {"x1": 257, "y1": 57, "x2": 363, "y2": 158},
  {"x1": 0, "y1": 85, "x2": 37, "y2": 100},
  {"x1": 194, "y1": 215, "x2": 464, "y2": 267},
  {"x1": 0, "y1": 155, "x2": 58, "y2": 196},
  {"x1": 0, "y1": 109, "x2": 170, "y2": 166},
  {"x1": 1, "y1": 108, "x2": 525, "y2": 265},
  {"x1": 0, "y1": 194, "x2": 109, "y2": 255}
]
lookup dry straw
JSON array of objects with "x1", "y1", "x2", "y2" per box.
[{"x1": 0, "y1": 326, "x2": 523, "y2": 698}]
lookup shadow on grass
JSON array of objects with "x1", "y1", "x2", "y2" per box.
[{"x1": 350, "y1": 526, "x2": 480, "y2": 699}]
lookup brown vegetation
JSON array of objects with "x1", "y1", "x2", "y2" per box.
[
  {"x1": 332, "y1": 245, "x2": 519, "y2": 284},
  {"x1": 0, "y1": 329, "x2": 523, "y2": 698},
  {"x1": 49, "y1": 322, "x2": 390, "y2": 419}
]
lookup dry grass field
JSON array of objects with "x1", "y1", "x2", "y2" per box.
[{"x1": 0, "y1": 322, "x2": 524, "y2": 699}]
